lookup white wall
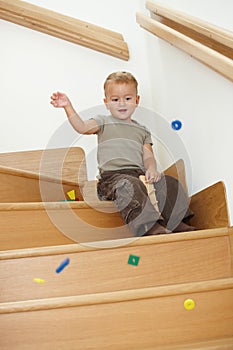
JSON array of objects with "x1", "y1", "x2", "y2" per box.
[
  {"x1": 1, "y1": 0, "x2": 233, "y2": 223},
  {"x1": 1, "y1": 0, "x2": 152, "y2": 178},
  {"x1": 143, "y1": 0, "x2": 233, "y2": 224}
]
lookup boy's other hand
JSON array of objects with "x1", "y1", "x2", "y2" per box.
[
  {"x1": 145, "y1": 169, "x2": 161, "y2": 183},
  {"x1": 50, "y1": 92, "x2": 70, "y2": 108}
]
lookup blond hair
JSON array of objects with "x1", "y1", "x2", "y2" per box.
[{"x1": 104, "y1": 71, "x2": 138, "y2": 96}]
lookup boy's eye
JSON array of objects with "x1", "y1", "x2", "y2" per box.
[{"x1": 110, "y1": 97, "x2": 132, "y2": 102}]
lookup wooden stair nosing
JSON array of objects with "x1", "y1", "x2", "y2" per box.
[
  {"x1": 0, "y1": 226, "x2": 231, "y2": 260},
  {"x1": 1, "y1": 276, "x2": 233, "y2": 314}
]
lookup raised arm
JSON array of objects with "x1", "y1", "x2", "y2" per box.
[
  {"x1": 50, "y1": 92, "x2": 99, "y2": 134},
  {"x1": 143, "y1": 143, "x2": 161, "y2": 183}
]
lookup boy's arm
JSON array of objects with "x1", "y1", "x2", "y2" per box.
[
  {"x1": 143, "y1": 144, "x2": 161, "y2": 183},
  {"x1": 50, "y1": 92, "x2": 99, "y2": 134}
]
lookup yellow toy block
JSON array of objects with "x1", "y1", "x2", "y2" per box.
[{"x1": 67, "y1": 189, "x2": 76, "y2": 201}]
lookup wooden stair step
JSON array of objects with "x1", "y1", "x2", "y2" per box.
[
  {"x1": 0, "y1": 147, "x2": 87, "y2": 183},
  {"x1": 0, "y1": 147, "x2": 87, "y2": 202},
  {"x1": 1, "y1": 278, "x2": 233, "y2": 349},
  {"x1": 0, "y1": 201, "x2": 131, "y2": 250},
  {"x1": 1, "y1": 228, "x2": 232, "y2": 303}
]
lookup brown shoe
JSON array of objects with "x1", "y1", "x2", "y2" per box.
[
  {"x1": 144, "y1": 223, "x2": 171, "y2": 236},
  {"x1": 173, "y1": 221, "x2": 197, "y2": 233}
]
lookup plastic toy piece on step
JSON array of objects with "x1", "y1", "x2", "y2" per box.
[
  {"x1": 184, "y1": 298, "x2": 195, "y2": 310},
  {"x1": 171, "y1": 119, "x2": 182, "y2": 130},
  {"x1": 56, "y1": 258, "x2": 70, "y2": 273},
  {"x1": 33, "y1": 278, "x2": 45, "y2": 284},
  {"x1": 128, "y1": 254, "x2": 140, "y2": 266},
  {"x1": 67, "y1": 189, "x2": 76, "y2": 201}
]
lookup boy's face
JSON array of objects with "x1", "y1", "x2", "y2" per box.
[{"x1": 104, "y1": 82, "x2": 140, "y2": 121}]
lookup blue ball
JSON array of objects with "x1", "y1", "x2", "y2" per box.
[{"x1": 171, "y1": 119, "x2": 182, "y2": 130}]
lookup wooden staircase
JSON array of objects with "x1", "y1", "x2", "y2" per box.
[{"x1": 0, "y1": 147, "x2": 232, "y2": 349}]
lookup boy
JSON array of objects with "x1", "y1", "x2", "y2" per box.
[{"x1": 50, "y1": 71, "x2": 195, "y2": 236}]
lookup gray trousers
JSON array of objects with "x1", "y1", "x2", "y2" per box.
[{"x1": 97, "y1": 169, "x2": 193, "y2": 237}]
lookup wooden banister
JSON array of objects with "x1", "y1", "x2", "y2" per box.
[
  {"x1": 136, "y1": 12, "x2": 233, "y2": 82},
  {"x1": 0, "y1": 0, "x2": 129, "y2": 60},
  {"x1": 146, "y1": 1, "x2": 233, "y2": 58}
]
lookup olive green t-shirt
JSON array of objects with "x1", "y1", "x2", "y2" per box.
[{"x1": 92, "y1": 115, "x2": 152, "y2": 175}]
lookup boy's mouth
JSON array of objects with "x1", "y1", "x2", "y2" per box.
[{"x1": 118, "y1": 108, "x2": 127, "y2": 113}]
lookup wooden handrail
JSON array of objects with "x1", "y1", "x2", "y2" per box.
[
  {"x1": 136, "y1": 13, "x2": 233, "y2": 82},
  {"x1": 0, "y1": 0, "x2": 129, "y2": 60},
  {"x1": 146, "y1": 1, "x2": 233, "y2": 59}
]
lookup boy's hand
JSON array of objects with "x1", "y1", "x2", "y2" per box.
[
  {"x1": 145, "y1": 169, "x2": 161, "y2": 183},
  {"x1": 50, "y1": 92, "x2": 70, "y2": 108}
]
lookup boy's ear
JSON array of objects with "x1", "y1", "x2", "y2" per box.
[
  {"x1": 136, "y1": 95, "x2": 140, "y2": 106},
  {"x1": 103, "y1": 97, "x2": 109, "y2": 109}
]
